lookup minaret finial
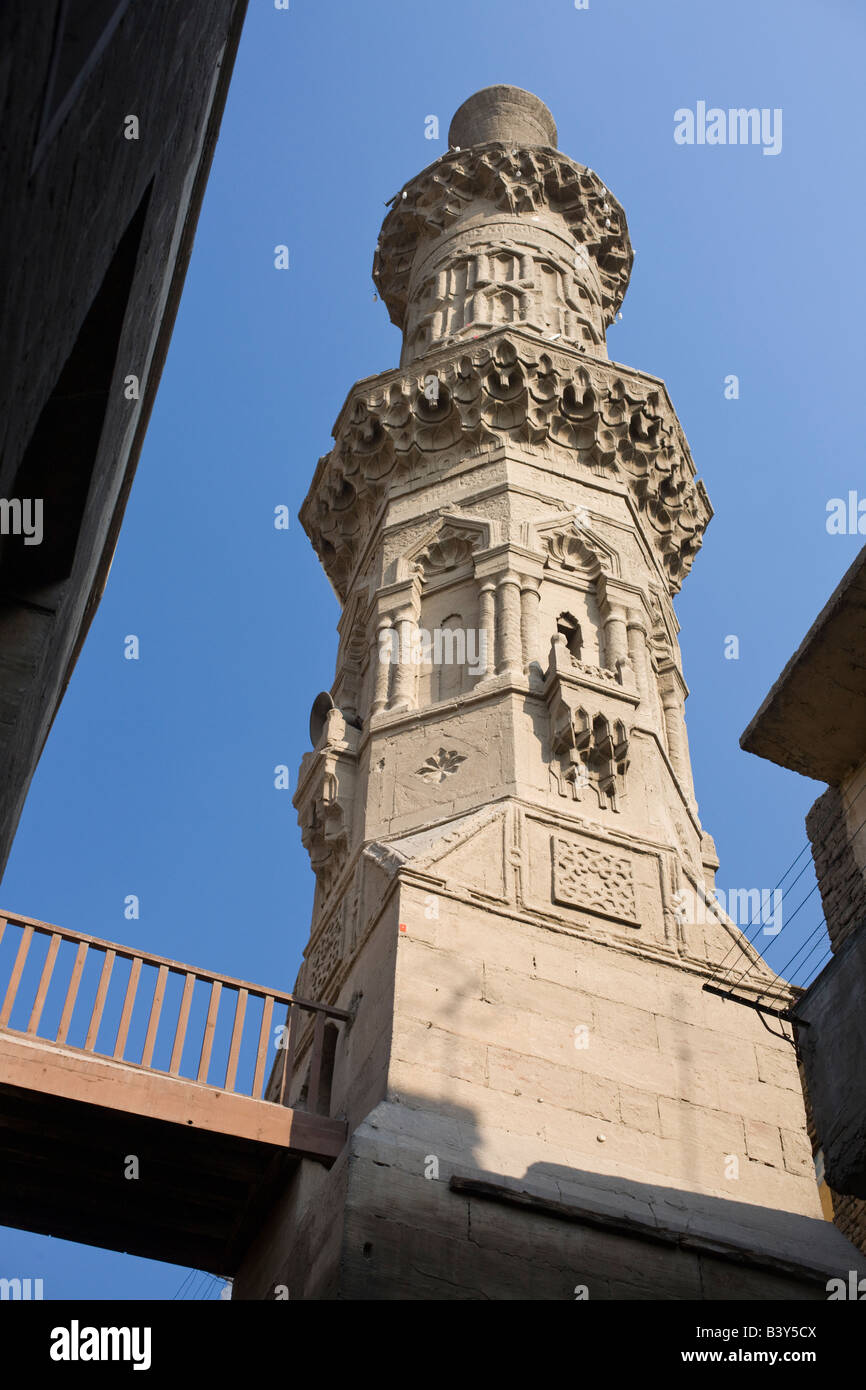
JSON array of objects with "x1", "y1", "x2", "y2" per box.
[{"x1": 447, "y1": 85, "x2": 558, "y2": 149}]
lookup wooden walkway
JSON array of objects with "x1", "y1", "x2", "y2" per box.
[{"x1": 0, "y1": 910, "x2": 348, "y2": 1272}]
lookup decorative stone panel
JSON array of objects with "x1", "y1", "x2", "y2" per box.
[{"x1": 552, "y1": 835, "x2": 637, "y2": 923}]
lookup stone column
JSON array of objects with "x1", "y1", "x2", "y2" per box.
[
  {"x1": 602, "y1": 602, "x2": 629, "y2": 672},
  {"x1": 371, "y1": 621, "x2": 393, "y2": 715},
  {"x1": 389, "y1": 612, "x2": 417, "y2": 711},
  {"x1": 496, "y1": 572, "x2": 523, "y2": 678},
  {"x1": 660, "y1": 672, "x2": 695, "y2": 802},
  {"x1": 520, "y1": 578, "x2": 541, "y2": 671},
  {"x1": 478, "y1": 580, "x2": 496, "y2": 681},
  {"x1": 626, "y1": 611, "x2": 650, "y2": 702}
]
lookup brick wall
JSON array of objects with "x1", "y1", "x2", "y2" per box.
[{"x1": 806, "y1": 787, "x2": 866, "y2": 953}]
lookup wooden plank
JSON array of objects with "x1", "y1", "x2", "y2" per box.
[
  {"x1": 251, "y1": 995, "x2": 274, "y2": 1100},
  {"x1": 140, "y1": 964, "x2": 168, "y2": 1068},
  {"x1": 223, "y1": 988, "x2": 247, "y2": 1093},
  {"x1": 56, "y1": 942, "x2": 88, "y2": 1045},
  {"x1": 84, "y1": 949, "x2": 115, "y2": 1052},
  {"x1": 277, "y1": 1005, "x2": 298, "y2": 1106},
  {"x1": 27, "y1": 933, "x2": 61, "y2": 1034},
  {"x1": 307, "y1": 1009, "x2": 327, "y2": 1115},
  {"x1": 197, "y1": 981, "x2": 222, "y2": 1084},
  {"x1": 0, "y1": 925, "x2": 34, "y2": 1028},
  {"x1": 169, "y1": 972, "x2": 195, "y2": 1076},
  {"x1": 113, "y1": 956, "x2": 142, "y2": 1061},
  {"x1": 0, "y1": 1032, "x2": 347, "y2": 1160}
]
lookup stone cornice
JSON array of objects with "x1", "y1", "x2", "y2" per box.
[{"x1": 300, "y1": 329, "x2": 712, "y2": 601}]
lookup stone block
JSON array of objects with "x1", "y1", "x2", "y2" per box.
[{"x1": 744, "y1": 1118, "x2": 784, "y2": 1168}]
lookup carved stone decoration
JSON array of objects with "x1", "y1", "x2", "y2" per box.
[
  {"x1": 300, "y1": 333, "x2": 710, "y2": 602},
  {"x1": 552, "y1": 836, "x2": 638, "y2": 924},
  {"x1": 572, "y1": 659, "x2": 619, "y2": 685},
  {"x1": 294, "y1": 708, "x2": 360, "y2": 901},
  {"x1": 415, "y1": 748, "x2": 467, "y2": 783},
  {"x1": 409, "y1": 522, "x2": 485, "y2": 578},
  {"x1": 305, "y1": 903, "x2": 344, "y2": 999},
  {"x1": 541, "y1": 517, "x2": 617, "y2": 577},
  {"x1": 548, "y1": 693, "x2": 630, "y2": 810},
  {"x1": 648, "y1": 588, "x2": 675, "y2": 668},
  {"x1": 373, "y1": 145, "x2": 632, "y2": 338}
]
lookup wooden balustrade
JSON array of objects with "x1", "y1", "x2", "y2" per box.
[{"x1": 0, "y1": 910, "x2": 348, "y2": 1111}]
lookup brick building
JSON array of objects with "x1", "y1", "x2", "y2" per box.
[{"x1": 742, "y1": 544, "x2": 866, "y2": 1255}]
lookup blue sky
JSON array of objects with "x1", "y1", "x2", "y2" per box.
[{"x1": 2, "y1": 0, "x2": 863, "y2": 1299}]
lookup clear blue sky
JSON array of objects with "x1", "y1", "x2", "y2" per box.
[{"x1": 2, "y1": 0, "x2": 863, "y2": 1299}]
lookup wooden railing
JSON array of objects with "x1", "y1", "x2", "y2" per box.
[{"x1": 0, "y1": 911, "x2": 349, "y2": 1114}]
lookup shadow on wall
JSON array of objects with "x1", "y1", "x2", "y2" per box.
[{"x1": 341, "y1": 1089, "x2": 866, "y2": 1302}]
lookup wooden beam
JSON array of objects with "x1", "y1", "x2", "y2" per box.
[{"x1": 0, "y1": 1030, "x2": 345, "y2": 1160}]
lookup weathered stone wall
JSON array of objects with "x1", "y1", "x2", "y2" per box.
[{"x1": 236, "y1": 857, "x2": 865, "y2": 1299}]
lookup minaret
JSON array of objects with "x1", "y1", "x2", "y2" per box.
[{"x1": 235, "y1": 88, "x2": 863, "y2": 1300}]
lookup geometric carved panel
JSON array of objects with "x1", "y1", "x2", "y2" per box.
[
  {"x1": 552, "y1": 837, "x2": 637, "y2": 924},
  {"x1": 306, "y1": 905, "x2": 344, "y2": 998}
]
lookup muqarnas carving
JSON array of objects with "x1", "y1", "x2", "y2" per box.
[
  {"x1": 549, "y1": 699, "x2": 630, "y2": 810},
  {"x1": 301, "y1": 337, "x2": 710, "y2": 603}
]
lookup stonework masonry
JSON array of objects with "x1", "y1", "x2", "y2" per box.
[{"x1": 234, "y1": 87, "x2": 866, "y2": 1299}]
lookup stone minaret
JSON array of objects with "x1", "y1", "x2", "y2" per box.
[{"x1": 235, "y1": 87, "x2": 863, "y2": 1300}]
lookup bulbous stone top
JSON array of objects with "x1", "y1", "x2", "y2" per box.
[{"x1": 448, "y1": 86, "x2": 558, "y2": 150}]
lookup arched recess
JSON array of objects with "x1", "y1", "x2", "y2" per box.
[
  {"x1": 533, "y1": 511, "x2": 620, "y2": 671},
  {"x1": 401, "y1": 514, "x2": 491, "y2": 707}
]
